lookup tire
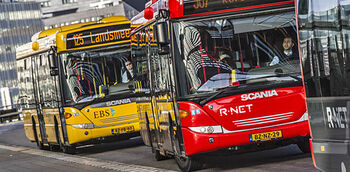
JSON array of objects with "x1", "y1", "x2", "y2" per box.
[
  {"x1": 54, "y1": 117, "x2": 76, "y2": 154},
  {"x1": 32, "y1": 117, "x2": 45, "y2": 150},
  {"x1": 153, "y1": 149, "x2": 167, "y2": 161},
  {"x1": 62, "y1": 145, "x2": 76, "y2": 154},
  {"x1": 175, "y1": 155, "x2": 202, "y2": 172},
  {"x1": 297, "y1": 137, "x2": 311, "y2": 153}
]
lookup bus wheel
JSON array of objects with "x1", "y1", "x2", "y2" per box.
[
  {"x1": 175, "y1": 155, "x2": 202, "y2": 172},
  {"x1": 153, "y1": 149, "x2": 166, "y2": 161},
  {"x1": 32, "y1": 118, "x2": 44, "y2": 150},
  {"x1": 297, "y1": 137, "x2": 311, "y2": 153},
  {"x1": 62, "y1": 145, "x2": 76, "y2": 154}
]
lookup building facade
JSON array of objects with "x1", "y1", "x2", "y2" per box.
[
  {"x1": 0, "y1": 0, "x2": 144, "y2": 110},
  {"x1": 18, "y1": 0, "x2": 140, "y2": 29},
  {"x1": 0, "y1": 2, "x2": 44, "y2": 110}
]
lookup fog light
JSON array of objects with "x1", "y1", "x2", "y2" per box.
[{"x1": 209, "y1": 137, "x2": 214, "y2": 143}]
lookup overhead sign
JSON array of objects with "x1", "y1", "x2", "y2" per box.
[
  {"x1": 66, "y1": 23, "x2": 130, "y2": 49},
  {"x1": 183, "y1": 0, "x2": 293, "y2": 16}
]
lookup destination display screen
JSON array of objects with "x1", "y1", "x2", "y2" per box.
[
  {"x1": 66, "y1": 23, "x2": 130, "y2": 49},
  {"x1": 183, "y1": 0, "x2": 292, "y2": 15}
]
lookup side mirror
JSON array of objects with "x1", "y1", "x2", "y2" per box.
[
  {"x1": 48, "y1": 48, "x2": 59, "y2": 76},
  {"x1": 155, "y1": 22, "x2": 170, "y2": 55},
  {"x1": 48, "y1": 49, "x2": 58, "y2": 69},
  {"x1": 155, "y1": 22, "x2": 169, "y2": 45}
]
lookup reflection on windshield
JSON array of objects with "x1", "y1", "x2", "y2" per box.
[
  {"x1": 60, "y1": 49, "x2": 131, "y2": 103},
  {"x1": 174, "y1": 11, "x2": 301, "y2": 94}
]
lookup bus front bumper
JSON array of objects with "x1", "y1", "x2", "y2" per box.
[{"x1": 182, "y1": 120, "x2": 309, "y2": 155}]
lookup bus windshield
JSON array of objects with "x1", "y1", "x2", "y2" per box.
[
  {"x1": 60, "y1": 48, "x2": 131, "y2": 104},
  {"x1": 173, "y1": 11, "x2": 301, "y2": 95}
]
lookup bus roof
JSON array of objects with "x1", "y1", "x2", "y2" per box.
[
  {"x1": 17, "y1": 21, "x2": 98, "y2": 60},
  {"x1": 131, "y1": 0, "x2": 295, "y2": 26},
  {"x1": 56, "y1": 16, "x2": 131, "y2": 53},
  {"x1": 16, "y1": 16, "x2": 130, "y2": 59},
  {"x1": 16, "y1": 32, "x2": 56, "y2": 60}
]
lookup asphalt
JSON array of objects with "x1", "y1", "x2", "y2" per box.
[
  {"x1": 0, "y1": 148, "x2": 115, "y2": 172},
  {"x1": 0, "y1": 121, "x2": 318, "y2": 172}
]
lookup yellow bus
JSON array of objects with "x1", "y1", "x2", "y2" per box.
[{"x1": 16, "y1": 16, "x2": 140, "y2": 153}]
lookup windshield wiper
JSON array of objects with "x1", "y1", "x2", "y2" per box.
[
  {"x1": 199, "y1": 90, "x2": 225, "y2": 106},
  {"x1": 241, "y1": 71, "x2": 302, "y2": 84},
  {"x1": 275, "y1": 72, "x2": 302, "y2": 82},
  {"x1": 199, "y1": 85, "x2": 242, "y2": 106}
]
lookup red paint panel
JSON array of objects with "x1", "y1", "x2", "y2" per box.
[
  {"x1": 203, "y1": 86, "x2": 306, "y2": 131},
  {"x1": 179, "y1": 101, "x2": 219, "y2": 127},
  {"x1": 168, "y1": 0, "x2": 183, "y2": 19}
]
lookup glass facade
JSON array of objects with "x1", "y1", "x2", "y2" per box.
[{"x1": 0, "y1": 2, "x2": 43, "y2": 110}]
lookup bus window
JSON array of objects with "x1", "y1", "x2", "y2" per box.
[
  {"x1": 174, "y1": 12, "x2": 300, "y2": 94},
  {"x1": 132, "y1": 29, "x2": 151, "y2": 93},
  {"x1": 37, "y1": 52, "x2": 59, "y2": 108},
  {"x1": 60, "y1": 49, "x2": 130, "y2": 103}
]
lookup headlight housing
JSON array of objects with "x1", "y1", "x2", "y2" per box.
[
  {"x1": 188, "y1": 125, "x2": 223, "y2": 134},
  {"x1": 71, "y1": 123, "x2": 99, "y2": 129}
]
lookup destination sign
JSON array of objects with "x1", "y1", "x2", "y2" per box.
[
  {"x1": 66, "y1": 23, "x2": 130, "y2": 49},
  {"x1": 183, "y1": 0, "x2": 292, "y2": 16}
]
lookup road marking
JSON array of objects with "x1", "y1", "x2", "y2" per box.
[
  {"x1": 0, "y1": 121, "x2": 23, "y2": 127},
  {"x1": 0, "y1": 144, "x2": 175, "y2": 172}
]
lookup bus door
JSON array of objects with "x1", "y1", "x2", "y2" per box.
[
  {"x1": 149, "y1": 38, "x2": 180, "y2": 155},
  {"x1": 32, "y1": 55, "x2": 48, "y2": 144}
]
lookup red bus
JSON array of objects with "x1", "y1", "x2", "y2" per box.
[
  {"x1": 297, "y1": 0, "x2": 350, "y2": 171},
  {"x1": 131, "y1": 0, "x2": 310, "y2": 171}
]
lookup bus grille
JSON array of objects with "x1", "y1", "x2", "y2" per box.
[
  {"x1": 232, "y1": 112, "x2": 293, "y2": 127},
  {"x1": 100, "y1": 114, "x2": 139, "y2": 123}
]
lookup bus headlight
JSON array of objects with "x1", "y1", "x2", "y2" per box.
[
  {"x1": 71, "y1": 123, "x2": 98, "y2": 129},
  {"x1": 188, "y1": 125, "x2": 223, "y2": 134}
]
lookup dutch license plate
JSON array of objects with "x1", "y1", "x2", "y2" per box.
[
  {"x1": 249, "y1": 130, "x2": 282, "y2": 142},
  {"x1": 112, "y1": 126, "x2": 135, "y2": 134}
]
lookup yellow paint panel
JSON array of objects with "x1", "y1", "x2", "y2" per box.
[
  {"x1": 42, "y1": 108, "x2": 60, "y2": 143},
  {"x1": 38, "y1": 28, "x2": 60, "y2": 39},
  {"x1": 64, "y1": 107, "x2": 91, "y2": 125},
  {"x1": 64, "y1": 105, "x2": 140, "y2": 145},
  {"x1": 81, "y1": 102, "x2": 138, "y2": 127},
  {"x1": 66, "y1": 126, "x2": 93, "y2": 144},
  {"x1": 100, "y1": 16, "x2": 128, "y2": 23},
  {"x1": 22, "y1": 109, "x2": 37, "y2": 142}
]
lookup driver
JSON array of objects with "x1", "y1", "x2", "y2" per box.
[
  {"x1": 122, "y1": 60, "x2": 134, "y2": 83},
  {"x1": 270, "y1": 36, "x2": 298, "y2": 66}
]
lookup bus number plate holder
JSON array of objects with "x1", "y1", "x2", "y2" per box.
[
  {"x1": 249, "y1": 130, "x2": 282, "y2": 142},
  {"x1": 112, "y1": 126, "x2": 135, "y2": 135}
]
